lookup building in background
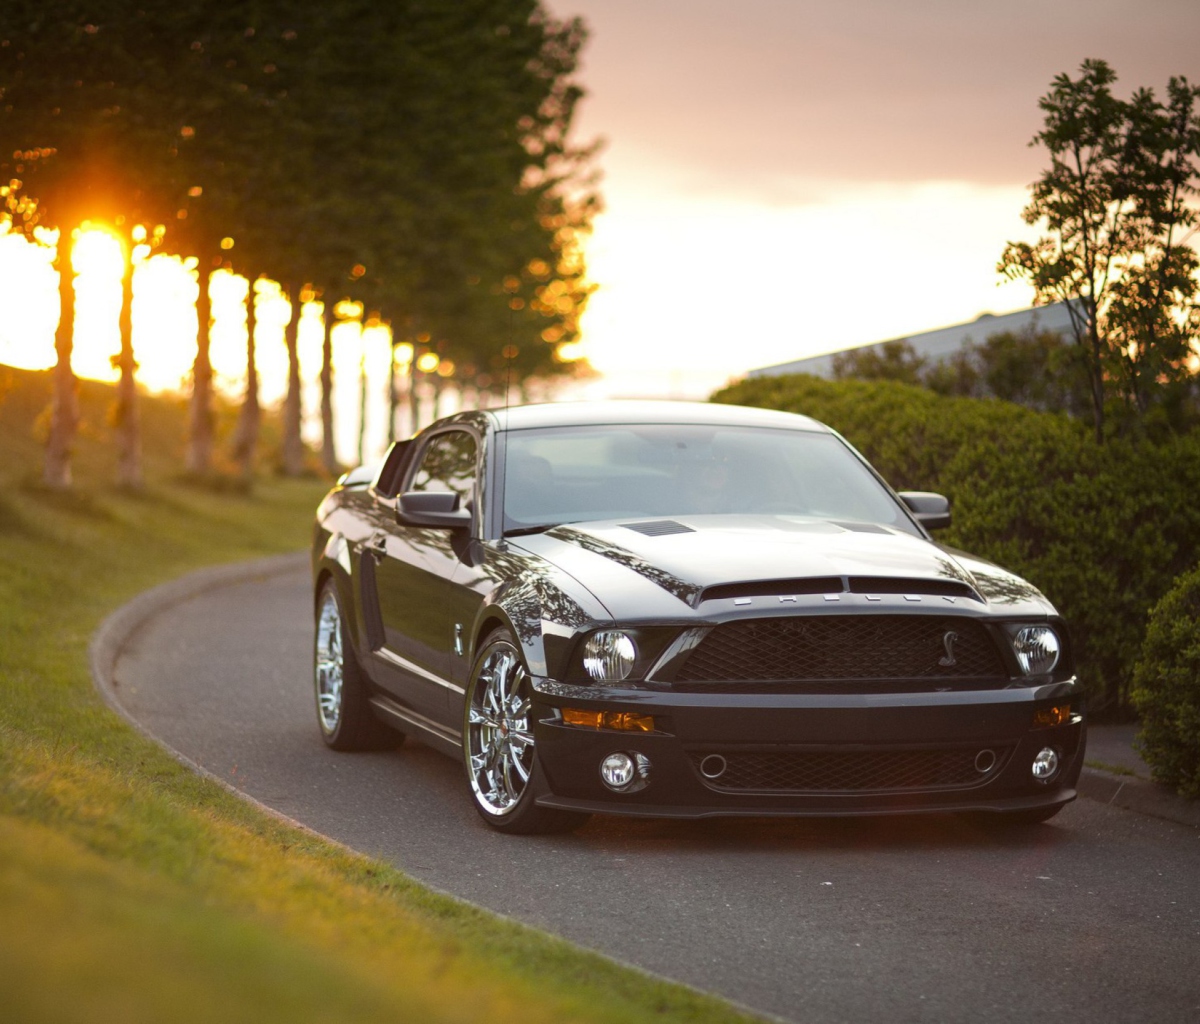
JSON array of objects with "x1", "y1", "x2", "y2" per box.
[{"x1": 748, "y1": 303, "x2": 1074, "y2": 380}]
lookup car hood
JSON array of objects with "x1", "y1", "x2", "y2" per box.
[{"x1": 511, "y1": 515, "x2": 1056, "y2": 619}]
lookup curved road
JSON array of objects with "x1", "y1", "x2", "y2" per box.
[{"x1": 110, "y1": 561, "x2": 1200, "y2": 1023}]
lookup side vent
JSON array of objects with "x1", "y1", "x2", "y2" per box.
[
  {"x1": 700, "y1": 577, "x2": 844, "y2": 603},
  {"x1": 359, "y1": 555, "x2": 386, "y2": 650},
  {"x1": 621, "y1": 520, "x2": 695, "y2": 537}
]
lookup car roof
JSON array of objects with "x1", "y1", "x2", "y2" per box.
[{"x1": 481, "y1": 400, "x2": 830, "y2": 433}]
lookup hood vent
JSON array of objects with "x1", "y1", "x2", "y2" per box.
[
  {"x1": 849, "y1": 576, "x2": 980, "y2": 601},
  {"x1": 832, "y1": 521, "x2": 892, "y2": 535},
  {"x1": 621, "y1": 520, "x2": 695, "y2": 537},
  {"x1": 700, "y1": 577, "x2": 843, "y2": 603}
]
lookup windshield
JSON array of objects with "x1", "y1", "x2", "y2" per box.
[{"x1": 502, "y1": 424, "x2": 917, "y2": 535}]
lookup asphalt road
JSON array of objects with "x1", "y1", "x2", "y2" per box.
[{"x1": 111, "y1": 564, "x2": 1200, "y2": 1024}]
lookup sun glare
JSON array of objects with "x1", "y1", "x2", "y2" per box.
[
  {"x1": 0, "y1": 214, "x2": 415, "y2": 468},
  {"x1": 3, "y1": 213, "x2": 486, "y2": 467},
  {"x1": 133, "y1": 252, "x2": 200, "y2": 392},
  {"x1": 70, "y1": 228, "x2": 125, "y2": 382},
  {"x1": 0, "y1": 221, "x2": 58, "y2": 370}
]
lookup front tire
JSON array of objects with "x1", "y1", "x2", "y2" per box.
[
  {"x1": 463, "y1": 629, "x2": 589, "y2": 834},
  {"x1": 314, "y1": 580, "x2": 401, "y2": 751}
]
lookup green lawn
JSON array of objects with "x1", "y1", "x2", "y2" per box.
[{"x1": 0, "y1": 367, "x2": 757, "y2": 1024}]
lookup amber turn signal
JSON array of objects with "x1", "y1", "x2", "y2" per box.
[
  {"x1": 1032, "y1": 704, "x2": 1071, "y2": 729},
  {"x1": 562, "y1": 708, "x2": 655, "y2": 732}
]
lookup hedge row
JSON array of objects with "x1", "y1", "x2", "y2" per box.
[{"x1": 713, "y1": 374, "x2": 1200, "y2": 713}]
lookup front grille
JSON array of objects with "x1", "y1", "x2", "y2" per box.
[
  {"x1": 674, "y1": 615, "x2": 1005, "y2": 684},
  {"x1": 689, "y1": 747, "x2": 1010, "y2": 793}
]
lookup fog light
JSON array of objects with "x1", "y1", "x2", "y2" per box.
[
  {"x1": 563, "y1": 708, "x2": 655, "y2": 732},
  {"x1": 1032, "y1": 703, "x2": 1071, "y2": 729},
  {"x1": 600, "y1": 752, "x2": 637, "y2": 790},
  {"x1": 1031, "y1": 747, "x2": 1059, "y2": 782}
]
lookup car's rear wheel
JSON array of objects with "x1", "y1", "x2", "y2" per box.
[
  {"x1": 463, "y1": 629, "x2": 589, "y2": 834},
  {"x1": 314, "y1": 580, "x2": 401, "y2": 751}
]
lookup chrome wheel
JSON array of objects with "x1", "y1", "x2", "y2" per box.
[
  {"x1": 467, "y1": 641, "x2": 535, "y2": 816},
  {"x1": 315, "y1": 589, "x2": 344, "y2": 735}
]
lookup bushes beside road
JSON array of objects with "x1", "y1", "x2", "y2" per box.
[
  {"x1": 1132, "y1": 566, "x2": 1200, "y2": 798},
  {"x1": 713, "y1": 374, "x2": 1200, "y2": 715}
]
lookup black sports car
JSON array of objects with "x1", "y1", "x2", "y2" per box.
[{"x1": 311, "y1": 400, "x2": 1084, "y2": 833}]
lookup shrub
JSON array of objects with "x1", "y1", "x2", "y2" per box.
[
  {"x1": 1131, "y1": 566, "x2": 1200, "y2": 798},
  {"x1": 713, "y1": 374, "x2": 1200, "y2": 713}
]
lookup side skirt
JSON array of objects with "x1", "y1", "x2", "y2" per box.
[{"x1": 369, "y1": 693, "x2": 462, "y2": 758}]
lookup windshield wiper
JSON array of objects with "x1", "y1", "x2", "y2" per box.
[
  {"x1": 503, "y1": 522, "x2": 576, "y2": 537},
  {"x1": 503, "y1": 524, "x2": 558, "y2": 537}
]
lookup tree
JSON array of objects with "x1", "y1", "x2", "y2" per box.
[
  {"x1": 0, "y1": 4, "x2": 172, "y2": 487},
  {"x1": 230, "y1": 276, "x2": 260, "y2": 482},
  {"x1": 999, "y1": 60, "x2": 1200, "y2": 442},
  {"x1": 0, "y1": 2, "x2": 267, "y2": 486}
]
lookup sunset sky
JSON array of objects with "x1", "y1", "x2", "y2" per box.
[
  {"x1": 1, "y1": 0, "x2": 1198, "y2": 455},
  {"x1": 547, "y1": 0, "x2": 1200, "y2": 398}
]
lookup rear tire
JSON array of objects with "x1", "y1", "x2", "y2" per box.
[
  {"x1": 463, "y1": 628, "x2": 589, "y2": 835},
  {"x1": 314, "y1": 580, "x2": 402, "y2": 752}
]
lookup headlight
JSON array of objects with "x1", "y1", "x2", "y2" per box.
[
  {"x1": 1011, "y1": 625, "x2": 1060, "y2": 675},
  {"x1": 582, "y1": 631, "x2": 637, "y2": 683}
]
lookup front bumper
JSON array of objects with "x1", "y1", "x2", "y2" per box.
[{"x1": 530, "y1": 678, "x2": 1085, "y2": 819}]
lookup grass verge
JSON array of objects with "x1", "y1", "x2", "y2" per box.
[{"x1": 0, "y1": 367, "x2": 758, "y2": 1024}]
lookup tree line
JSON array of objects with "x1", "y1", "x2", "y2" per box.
[{"x1": 0, "y1": 1, "x2": 599, "y2": 488}]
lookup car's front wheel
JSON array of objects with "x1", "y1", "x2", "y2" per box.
[
  {"x1": 314, "y1": 580, "x2": 402, "y2": 751},
  {"x1": 463, "y1": 628, "x2": 589, "y2": 834}
]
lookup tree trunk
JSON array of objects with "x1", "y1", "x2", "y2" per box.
[
  {"x1": 1088, "y1": 319, "x2": 1106, "y2": 445},
  {"x1": 233, "y1": 278, "x2": 260, "y2": 481},
  {"x1": 320, "y1": 300, "x2": 338, "y2": 476},
  {"x1": 114, "y1": 248, "x2": 143, "y2": 489},
  {"x1": 431, "y1": 373, "x2": 444, "y2": 421},
  {"x1": 44, "y1": 235, "x2": 78, "y2": 490},
  {"x1": 186, "y1": 264, "x2": 214, "y2": 476},
  {"x1": 388, "y1": 341, "x2": 399, "y2": 445},
  {"x1": 357, "y1": 343, "x2": 368, "y2": 466},
  {"x1": 281, "y1": 285, "x2": 304, "y2": 476},
  {"x1": 408, "y1": 350, "x2": 421, "y2": 434}
]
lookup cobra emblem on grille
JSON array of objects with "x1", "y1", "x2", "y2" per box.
[{"x1": 938, "y1": 630, "x2": 959, "y2": 667}]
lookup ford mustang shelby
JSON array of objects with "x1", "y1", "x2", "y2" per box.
[{"x1": 311, "y1": 401, "x2": 1084, "y2": 833}]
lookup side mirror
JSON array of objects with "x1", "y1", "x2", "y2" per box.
[
  {"x1": 396, "y1": 490, "x2": 472, "y2": 529},
  {"x1": 898, "y1": 491, "x2": 951, "y2": 531}
]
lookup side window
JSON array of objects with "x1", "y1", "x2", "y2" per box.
[
  {"x1": 375, "y1": 440, "x2": 413, "y2": 497},
  {"x1": 408, "y1": 431, "x2": 478, "y2": 507}
]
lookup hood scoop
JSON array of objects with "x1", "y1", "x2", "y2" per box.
[
  {"x1": 849, "y1": 576, "x2": 980, "y2": 600},
  {"x1": 701, "y1": 577, "x2": 843, "y2": 603},
  {"x1": 699, "y1": 575, "x2": 981, "y2": 604},
  {"x1": 621, "y1": 519, "x2": 695, "y2": 537}
]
